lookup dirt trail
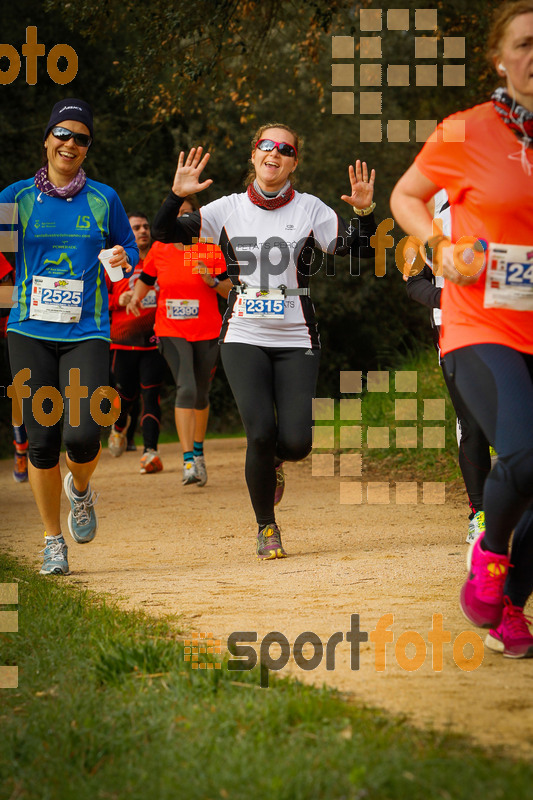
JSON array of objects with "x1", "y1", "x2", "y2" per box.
[{"x1": 2, "y1": 438, "x2": 533, "y2": 756}]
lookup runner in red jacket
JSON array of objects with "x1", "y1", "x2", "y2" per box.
[{"x1": 107, "y1": 212, "x2": 166, "y2": 474}]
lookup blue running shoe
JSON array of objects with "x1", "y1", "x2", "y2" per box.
[
  {"x1": 40, "y1": 534, "x2": 69, "y2": 575},
  {"x1": 63, "y1": 473, "x2": 98, "y2": 544}
]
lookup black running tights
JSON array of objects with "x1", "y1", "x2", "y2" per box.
[
  {"x1": 8, "y1": 333, "x2": 109, "y2": 469},
  {"x1": 221, "y1": 342, "x2": 320, "y2": 527},
  {"x1": 443, "y1": 344, "x2": 533, "y2": 606},
  {"x1": 110, "y1": 348, "x2": 165, "y2": 450},
  {"x1": 441, "y1": 360, "x2": 491, "y2": 513}
]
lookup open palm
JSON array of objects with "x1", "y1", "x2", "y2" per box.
[
  {"x1": 172, "y1": 147, "x2": 213, "y2": 196},
  {"x1": 341, "y1": 160, "x2": 375, "y2": 209}
]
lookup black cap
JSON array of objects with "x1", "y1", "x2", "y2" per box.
[{"x1": 43, "y1": 98, "x2": 94, "y2": 142}]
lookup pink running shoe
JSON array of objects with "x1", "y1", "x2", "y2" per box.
[
  {"x1": 459, "y1": 535, "x2": 510, "y2": 628},
  {"x1": 274, "y1": 463, "x2": 285, "y2": 506},
  {"x1": 485, "y1": 597, "x2": 533, "y2": 658}
]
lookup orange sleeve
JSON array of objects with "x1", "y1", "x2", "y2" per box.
[{"x1": 142, "y1": 247, "x2": 158, "y2": 278}]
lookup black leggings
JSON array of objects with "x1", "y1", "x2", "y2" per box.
[
  {"x1": 159, "y1": 336, "x2": 218, "y2": 409},
  {"x1": 110, "y1": 348, "x2": 165, "y2": 450},
  {"x1": 441, "y1": 361, "x2": 491, "y2": 513},
  {"x1": 8, "y1": 333, "x2": 110, "y2": 469},
  {"x1": 221, "y1": 342, "x2": 320, "y2": 527},
  {"x1": 443, "y1": 344, "x2": 533, "y2": 606}
]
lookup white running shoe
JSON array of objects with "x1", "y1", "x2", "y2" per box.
[
  {"x1": 193, "y1": 455, "x2": 207, "y2": 486},
  {"x1": 182, "y1": 461, "x2": 199, "y2": 485},
  {"x1": 108, "y1": 415, "x2": 131, "y2": 458},
  {"x1": 140, "y1": 449, "x2": 163, "y2": 474},
  {"x1": 466, "y1": 510, "x2": 485, "y2": 545}
]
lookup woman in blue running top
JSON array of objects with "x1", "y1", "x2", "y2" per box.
[
  {"x1": 2, "y1": 98, "x2": 138, "y2": 576},
  {"x1": 152, "y1": 123, "x2": 376, "y2": 560}
]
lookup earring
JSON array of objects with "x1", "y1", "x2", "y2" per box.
[{"x1": 499, "y1": 63, "x2": 506, "y2": 73}]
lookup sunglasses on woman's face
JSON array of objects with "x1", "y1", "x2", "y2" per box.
[
  {"x1": 256, "y1": 139, "x2": 297, "y2": 158},
  {"x1": 51, "y1": 126, "x2": 92, "y2": 148}
]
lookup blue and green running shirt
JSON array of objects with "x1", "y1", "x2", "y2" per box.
[{"x1": 0, "y1": 177, "x2": 138, "y2": 342}]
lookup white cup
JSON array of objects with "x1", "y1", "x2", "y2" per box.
[{"x1": 99, "y1": 248, "x2": 124, "y2": 282}]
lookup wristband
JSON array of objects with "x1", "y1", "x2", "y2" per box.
[
  {"x1": 352, "y1": 201, "x2": 376, "y2": 216},
  {"x1": 211, "y1": 277, "x2": 220, "y2": 288}
]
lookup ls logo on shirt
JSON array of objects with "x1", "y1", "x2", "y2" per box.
[{"x1": 76, "y1": 216, "x2": 91, "y2": 230}]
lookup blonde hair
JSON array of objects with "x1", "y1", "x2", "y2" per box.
[
  {"x1": 245, "y1": 122, "x2": 301, "y2": 187},
  {"x1": 487, "y1": 0, "x2": 533, "y2": 64}
]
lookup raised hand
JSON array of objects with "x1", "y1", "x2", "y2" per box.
[
  {"x1": 171, "y1": 147, "x2": 213, "y2": 197},
  {"x1": 341, "y1": 160, "x2": 375, "y2": 209}
]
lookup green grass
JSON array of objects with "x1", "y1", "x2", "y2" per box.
[{"x1": 1, "y1": 554, "x2": 532, "y2": 800}]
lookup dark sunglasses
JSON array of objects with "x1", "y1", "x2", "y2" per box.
[
  {"x1": 51, "y1": 126, "x2": 92, "y2": 148},
  {"x1": 256, "y1": 139, "x2": 297, "y2": 158}
]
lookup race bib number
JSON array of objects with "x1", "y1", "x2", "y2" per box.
[
  {"x1": 484, "y1": 243, "x2": 533, "y2": 311},
  {"x1": 141, "y1": 290, "x2": 157, "y2": 309},
  {"x1": 235, "y1": 288, "x2": 285, "y2": 318},
  {"x1": 29, "y1": 276, "x2": 83, "y2": 323},
  {"x1": 166, "y1": 299, "x2": 199, "y2": 319}
]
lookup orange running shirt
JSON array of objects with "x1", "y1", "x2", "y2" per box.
[
  {"x1": 415, "y1": 102, "x2": 533, "y2": 356},
  {"x1": 142, "y1": 241, "x2": 225, "y2": 341},
  {"x1": 107, "y1": 254, "x2": 158, "y2": 350}
]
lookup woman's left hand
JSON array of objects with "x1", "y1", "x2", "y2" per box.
[{"x1": 341, "y1": 160, "x2": 375, "y2": 209}]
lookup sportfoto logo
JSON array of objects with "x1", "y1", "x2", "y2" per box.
[
  {"x1": 331, "y1": 7, "x2": 466, "y2": 143},
  {"x1": 0, "y1": 583, "x2": 18, "y2": 689},
  {"x1": 7, "y1": 369, "x2": 120, "y2": 428},
  {"x1": 0, "y1": 203, "x2": 483, "y2": 283},
  {"x1": 0, "y1": 26, "x2": 78, "y2": 85},
  {"x1": 186, "y1": 614, "x2": 484, "y2": 688},
  {"x1": 313, "y1": 369, "x2": 448, "y2": 506}
]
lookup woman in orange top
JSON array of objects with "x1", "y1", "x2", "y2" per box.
[
  {"x1": 128, "y1": 197, "x2": 231, "y2": 486},
  {"x1": 391, "y1": 0, "x2": 533, "y2": 658}
]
